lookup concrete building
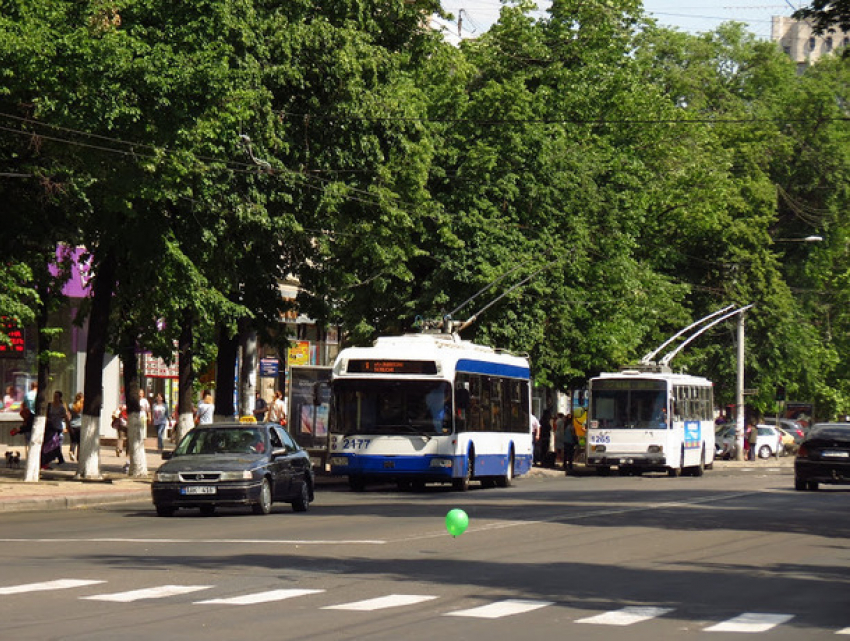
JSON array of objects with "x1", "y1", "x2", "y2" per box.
[{"x1": 772, "y1": 16, "x2": 850, "y2": 71}]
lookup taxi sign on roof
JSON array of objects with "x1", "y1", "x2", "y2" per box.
[{"x1": 239, "y1": 416, "x2": 257, "y2": 423}]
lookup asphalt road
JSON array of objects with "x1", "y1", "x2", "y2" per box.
[{"x1": 1, "y1": 466, "x2": 847, "y2": 641}]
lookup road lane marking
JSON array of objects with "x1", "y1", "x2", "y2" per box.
[
  {"x1": 0, "y1": 579, "x2": 105, "y2": 595},
  {"x1": 705, "y1": 613, "x2": 794, "y2": 633},
  {"x1": 445, "y1": 599, "x2": 554, "y2": 619},
  {"x1": 0, "y1": 538, "x2": 385, "y2": 545},
  {"x1": 82, "y1": 584, "x2": 213, "y2": 602},
  {"x1": 323, "y1": 594, "x2": 438, "y2": 611},
  {"x1": 195, "y1": 588, "x2": 325, "y2": 605},
  {"x1": 576, "y1": 606, "x2": 674, "y2": 626}
]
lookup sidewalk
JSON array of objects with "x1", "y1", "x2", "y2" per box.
[
  {"x1": 0, "y1": 439, "x2": 164, "y2": 513},
  {"x1": 0, "y1": 442, "x2": 793, "y2": 515}
]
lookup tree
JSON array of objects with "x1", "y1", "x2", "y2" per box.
[{"x1": 794, "y1": 1, "x2": 850, "y2": 35}]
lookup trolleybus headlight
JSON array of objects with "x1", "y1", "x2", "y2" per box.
[
  {"x1": 429, "y1": 458, "x2": 453, "y2": 468},
  {"x1": 592, "y1": 445, "x2": 606, "y2": 453},
  {"x1": 330, "y1": 456, "x2": 349, "y2": 467},
  {"x1": 647, "y1": 445, "x2": 663, "y2": 454}
]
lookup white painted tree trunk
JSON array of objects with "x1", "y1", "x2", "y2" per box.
[
  {"x1": 77, "y1": 414, "x2": 102, "y2": 479},
  {"x1": 175, "y1": 412, "x2": 194, "y2": 445},
  {"x1": 127, "y1": 412, "x2": 148, "y2": 477},
  {"x1": 23, "y1": 415, "x2": 46, "y2": 482}
]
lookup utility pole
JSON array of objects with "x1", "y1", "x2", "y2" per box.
[{"x1": 735, "y1": 311, "x2": 746, "y2": 460}]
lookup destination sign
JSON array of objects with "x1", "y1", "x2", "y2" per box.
[{"x1": 347, "y1": 360, "x2": 437, "y2": 375}]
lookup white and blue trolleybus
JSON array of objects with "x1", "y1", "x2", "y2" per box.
[
  {"x1": 328, "y1": 332, "x2": 533, "y2": 490},
  {"x1": 586, "y1": 368, "x2": 716, "y2": 476}
]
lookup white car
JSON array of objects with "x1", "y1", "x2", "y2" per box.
[{"x1": 716, "y1": 424, "x2": 782, "y2": 459}]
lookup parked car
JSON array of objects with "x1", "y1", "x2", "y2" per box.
[
  {"x1": 763, "y1": 417, "x2": 806, "y2": 442},
  {"x1": 151, "y1": 421, "x2": 314, "y2": 516},
  {"x1": 715, "y1": 424, "x2": 781, "y2": 459},
  {"x1": 775, "y1": 426, "x2": 799, "y2": 455},
  {"x1": 794, "y1": 422, "x2": 850, "y2": 491}
]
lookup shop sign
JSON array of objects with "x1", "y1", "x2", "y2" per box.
[
  {"x1": 0, "y1": 318, "x2": 24, "y2": 356},
  {"x1": 259, "y1": 358, "x2": 279, "y2": 377},
  {"x1": 288, "y1": 341, "x2": 312, "y2": 367}
]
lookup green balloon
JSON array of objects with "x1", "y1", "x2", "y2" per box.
[{"x1": 445, "y1": 508, "x2": 469, "y2": 537}]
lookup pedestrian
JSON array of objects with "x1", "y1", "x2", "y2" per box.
[
  {"x1": 194, "y1": 389, "x2": 214, "y2": 425},
  {"x1": 253, "y1": 391, "x2": 268, "y2": 422},
  {"x1": 42, "y1": 390, "x2": 70, "y2": 469},
  {"x1": 25, "y1": 381, "x2": 37, "y2": 413},
  {"x1": 138, "y1": 389, "x2": 151, "y2": 440},
  {"x1": 68, "y1": 392, "x2": 83, "y2": 461},
  {"x1": 152, "y1": 393, "x2": 169, "y2": 451},
  {"x1": 747, "y1": 417, "x2": 759, "y2": 461},
  {"x1": 560, "y1": 413, "x2": 577, "y2": 474},
  {"x1": 530, "y1": 413, "x2": 540, "y2": 459},
  {"x1": 112, "y1": 405, "x2": 128, "y2": 456},
  {"x1": 267, "y1": 390, "x2": 287, "y2": 426},
  {"x1": 538, "y1": 409, "x2": 553, "y2": 468},
  {"x1": 3, "y1": 385, "x2": 15, "y2": 410}
]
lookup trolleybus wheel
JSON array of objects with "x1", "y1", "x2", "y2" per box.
[
  {"x1": 453, "y1": 453, "x2": 472, "y2": 491},
  {"x1": 348, "y1": 476, "x2": 366, "y2": 492},
  {"x1": 495, "y1": 450, "x2": 514, "y2": 488}
]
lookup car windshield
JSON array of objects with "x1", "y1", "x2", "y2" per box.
[{"x1": 173, "y1": 427, "x2": 267, "y2": 456}]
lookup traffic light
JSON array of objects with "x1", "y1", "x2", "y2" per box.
[{"x1": 775, "y1": 384, "x2": 786, "y2": 402}]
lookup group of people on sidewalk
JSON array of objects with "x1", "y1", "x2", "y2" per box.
[
  {"x1": 533, "y1": 409, "x2": 579, "y2": 475},
  {"x1": 9, "y1": 383, "x2": 83, "y2": 470}
]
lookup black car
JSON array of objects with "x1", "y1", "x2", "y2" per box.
[
  {"x1": 151, "y1": 422, "x2": 314, "y2": 516},
  {"x1": 794, "y1": 422, "x2": 850, "y2": 491}
]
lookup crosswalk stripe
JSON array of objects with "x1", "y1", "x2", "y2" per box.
[
  {"x1": 576, "y1": 606, "x2": 674, "y2": 626},
  {"x1": 445, "y1": 599, "x2": 554, "y2": 619},
  {"x1": 82, "y1": 585, "x2": 213, "y2": 602},
  {"x1": 836, "y1": 627, "x2": 850, "y2": 635},
  {"x1": 195, "y1": 589, "x2": 325, "y2": 605},
  {"x1": 705, "y1": 613, "x2": 794, "y2": 633},
  {"x1": 0, "y1": 579, "x2": 106, "y2": 595},
  {"x1": 322, "y1": 594, "x2": 438, "y2": 611}
]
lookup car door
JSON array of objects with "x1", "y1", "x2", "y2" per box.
[
  {"x1": 268, "y1": 427, "x2": 291, "y2": 499},
  {"x1": 274, "y1": 426, "x2": 307, "y2": 500}
]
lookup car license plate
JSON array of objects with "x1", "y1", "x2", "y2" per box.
[
  {"x1": 822, "y1": 450, "x2": 849, "y2": 458},
  {"x1": 181, "y1": 486, "x2": 216, "y2": 495}
]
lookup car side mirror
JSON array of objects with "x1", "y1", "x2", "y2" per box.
[{"x1": 161, "y1": 450, "x2": 173, "y2": 460}]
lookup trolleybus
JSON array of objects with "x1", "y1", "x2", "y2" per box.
[
  {"x1": 328, "y1": 332, "x2": 533, "y2": 490},
  {"x1": 585, "y1": 368, "x2": 715, "y2": 476}
]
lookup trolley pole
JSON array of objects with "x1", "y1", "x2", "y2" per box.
[{"x1": 735, "y1": 311, "x2": 746, "y2": 461}]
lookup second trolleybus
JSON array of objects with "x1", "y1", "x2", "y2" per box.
[{"x1": 585, "y1": 368, "x2": 716, "y2": 476}]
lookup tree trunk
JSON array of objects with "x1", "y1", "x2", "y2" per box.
[
  {"x1": 24, "y1": 281, "x2": 51, "y2": 483},
  {"x1": 238, "y1": 323, "x2": 258, "y2": 419},
  {"x1": 175, "y1": 310, "x2": 195, "y2": 443},
  {"x1": 121, "y1": 340, "x2": 148, "y2": 477},
  {"x1": 78, "y1": 252, "x2": 117, "y2": 480},
  {"x1": 215, "y1": 325, "x2": 238, "y2": 421}
]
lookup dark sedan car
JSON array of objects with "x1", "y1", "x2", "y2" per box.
[
  {"x1": 794, "y1": 422, "x2": 850, "y2": 491},
  {"x1": 151, "y1": 422, "x2": 314, "y2": 516}
]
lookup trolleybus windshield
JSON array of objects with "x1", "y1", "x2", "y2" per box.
[
  {"x1": 591, "y1": 379, "x2": 669, "y2": 429},
  {"x1": 333, "y1": 380, "x2": 452, "y2": 436}
]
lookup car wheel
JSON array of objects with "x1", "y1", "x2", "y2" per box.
[
  {"x1": 758, "y1": 445, "x2": 771, "y2": 459},
  {"x1": 807, "y1": 480, "x2": 819, "y2": 491},
  {"x1": 155, "y1": 505, "x2": 175, "y2": 517},
  {"x1": 252, "y1": 478, "x2": 272, "y2": 515},
  {"x1": 199, "y1": 505, "x2": 215, "y2": 517},
  {"x1": 495, "y1": 450, "x2": 514, "y2": 488},
  {"x1": 292, "y1": 480, "x2": 311, "y2": 513},
  {"x1": 794, "y1": 476, "x2": 807, "y2": 491}
]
